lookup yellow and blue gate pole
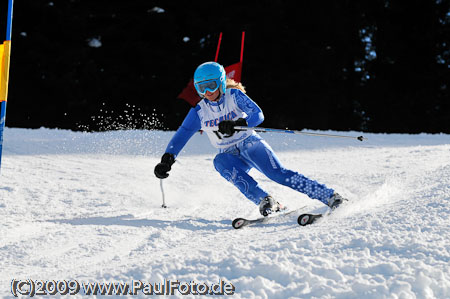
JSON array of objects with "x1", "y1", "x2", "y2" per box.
[{"x1": 0, "y1": 0, "x2": 13, "y2": 171}]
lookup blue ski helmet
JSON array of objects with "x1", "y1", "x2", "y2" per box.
[{"x1": 193, "y1": 62, "x2": 227, "y2": 97}]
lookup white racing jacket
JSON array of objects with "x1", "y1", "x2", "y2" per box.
[
  {"x1": 165, "y1": 88, "x2": 264, "y2": 156},
  {"x1": 197, "y1": 89, "x2": 255, "y2": 149}
]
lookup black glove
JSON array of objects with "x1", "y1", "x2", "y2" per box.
[
  {"x1": 218, "y1": 118, "x2": 247, "y2": 137},
  {"x1": 154, "y1": 153, "x2": 175, "y2": 179}
]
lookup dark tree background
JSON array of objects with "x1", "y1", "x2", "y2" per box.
[{"x1": 1, "y1": 0, "x2": 449, "y2": 133}]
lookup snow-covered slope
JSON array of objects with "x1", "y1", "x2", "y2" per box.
[{"x1": 1, "y1": 127, "x2": 449, "y2": 298}]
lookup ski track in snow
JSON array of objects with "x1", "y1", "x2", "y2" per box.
[{"x1": 0, "y1": 128, "x2": 449, "y2": 298}]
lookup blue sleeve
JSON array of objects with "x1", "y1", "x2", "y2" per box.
[
  {"x1": 165, "y1": 107, "x2": 201, "y2": 158},
  {"x1": 231, "y1": 89, "x2": 264, "y2": 127}
]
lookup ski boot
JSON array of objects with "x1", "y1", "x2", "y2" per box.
[
  {"x1": 259, "y1": 196, "x2": 283, "y2": 217},
  {"x1": 327, "y1": 192, "x2": 347, "y2": 210}
]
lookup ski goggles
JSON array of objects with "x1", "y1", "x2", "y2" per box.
[{"x1": 194, "y1": 78, "x2": 220, "y2": 95}]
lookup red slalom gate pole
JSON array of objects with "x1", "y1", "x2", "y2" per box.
[
  {"x1": 240, "y1": 31, "x2": 245, "y2": 63},
  {"x1": 214, "y1": 32, "x2": 223, "y2": 62}
]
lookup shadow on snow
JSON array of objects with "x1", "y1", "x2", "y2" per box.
[{"x1": 46, "y1": 214, "x2": 231, "y2": 231}]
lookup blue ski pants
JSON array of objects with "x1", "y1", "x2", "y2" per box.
[{"x1": 213, "y1": 135, "x2": 334, "y2": 205}]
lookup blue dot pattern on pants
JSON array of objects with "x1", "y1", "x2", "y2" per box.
[{"x1": 288, "y1": 174, "x2": 334, "y2": 205}]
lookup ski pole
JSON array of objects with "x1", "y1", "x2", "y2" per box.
[
  {"x1": 160, "y1": 179, "x2": 167, "y2": 208},
  {"x1": 234, "y1": 126, "x2": 366, "y2": 141}
]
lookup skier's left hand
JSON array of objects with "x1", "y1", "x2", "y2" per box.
[{"x1": 218, "y1": 118, "x2": 247, "y2": 136}]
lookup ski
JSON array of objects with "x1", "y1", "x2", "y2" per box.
[
  {"x1": 297, "y1": 198, "x2": 349, "y2": 226},
  {"x1": 232, "y1": 206, "x2": 306, "y2": 229},
  {"x1": 297, "y1": 213, "x2": 323, "y2": 226}
]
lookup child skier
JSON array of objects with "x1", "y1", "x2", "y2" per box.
[{"x1": 154, "y1": 62, "x2": 346, "y2": 216}]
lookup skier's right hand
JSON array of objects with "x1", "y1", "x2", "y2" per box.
[
  {"x1": 218, "y1": 118, "x2": 247, "y2": 137},
  {"x1": 154, "y1": 153, "x2": 175, "y2": 179}
]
